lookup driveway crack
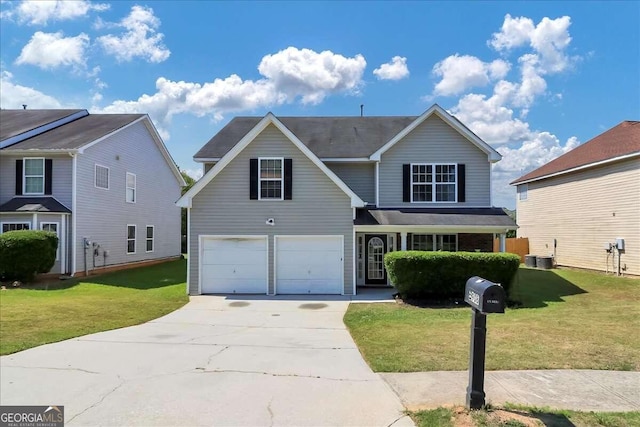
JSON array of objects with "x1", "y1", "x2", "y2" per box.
[
  {"x1": 66, "y1": 375, "x2": 125, "y2": 424},
  {"x1": 196, "y1": 368, "x2": 374, "y2": 382},
  {"x1": 387, "y1": 414, "x2": 410, "y2": 427},
  {"x1": 2, "y1": 365, "x2": 101, "y2": 375},
  {"x1": 267, "y1": 398, "x2": 274, "y2": 427}
]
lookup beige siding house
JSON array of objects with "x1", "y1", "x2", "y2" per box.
[
  {"x1": 512, "y1": 121, "x2": 640, "y2": 276},
  {"x1": 179, "y1": 105, "x2": 517, "y2": 296}
]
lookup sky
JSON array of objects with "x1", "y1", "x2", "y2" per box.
[{"x1": 1, "y1": 1, "x2": 638, "y2": 209}]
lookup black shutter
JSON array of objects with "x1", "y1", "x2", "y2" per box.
[
  {"x1": 402, "y1": 164, "x2": 410, "y2": 202},
  {"x1": 457, "y1": 164, "x2": 465, "y2": 203},
  {"x1": 249, "y1": 158, "x2": 258, "y2": 200},
  {"x1": 407, "y1": 233, "x2": 412, "y2": 250},
  {"x1": 284, "y1": 158, "x2": 292, "y2": 200},
  {"x1": 15, "y1": 160, "x2": 23, "y2": 195},
  {"x1": 44, "y1": 159, "x2": 53, "y2": 195}
]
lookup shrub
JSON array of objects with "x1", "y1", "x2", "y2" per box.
[
  {"x1": 0, "y1": 230, "x2": 58, "y2": 282},
  {"x1": 384, "y1": 251, "x2": 521, "y2": 299}
]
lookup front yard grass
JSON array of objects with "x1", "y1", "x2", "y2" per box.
[
  {"x1": 344, "y1": 268, "x2": 640, "y2": 372},
  {"x1": 0, "y1": 259, "x2": 188, "y2": 355},
  {"x1": 409, "y1": 405, "x2": 640, "y2": 427}
]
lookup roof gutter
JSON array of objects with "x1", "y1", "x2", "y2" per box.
[
  {"x1": 0, "y1": 110, "x2": 88, "y2": 149},
  {"x1": 510, "y1": 152, "x2": 640, "y2": 185},
  {"x1": 0, "y1": 149, "x2": 79, "y2": 156}
]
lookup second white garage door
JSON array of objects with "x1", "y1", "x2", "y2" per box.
[
  {"x1": 275, "y1": 235, "x2": 343, "y2": 294},
  {"x1": 200, "y1": 236, "x2": 268, "y2": 294}
]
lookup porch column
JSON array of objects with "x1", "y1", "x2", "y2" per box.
[
  {"x1": 401, "y1": 232, "x2": 407, "y2": 251},
  {"x1": 499, "y1": 233, "x2": 506, "y2": 252},
  {"x1": 32, "y1": 213, "x2": 38, "y2": 231}
]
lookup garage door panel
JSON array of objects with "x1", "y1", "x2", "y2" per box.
[
  {"x1": 276, "y1": 236, "x2": 343, "y2": 294},
  {"x1": 200, "y1": 237, "x2": 267, "y2": 294}
]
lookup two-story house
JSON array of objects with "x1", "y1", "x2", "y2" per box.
[
  {"x1": 0, "y1": 109, "x2": 185, "y2": 277},
  {"x1": 177, "y1": 104, "x2": 517, "y2": 295}
]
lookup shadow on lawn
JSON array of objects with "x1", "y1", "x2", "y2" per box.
[{"x1": 509, "y1": 267, "x2": 587, "y2": 309}]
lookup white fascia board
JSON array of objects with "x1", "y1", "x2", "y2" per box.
[
  {"x1": 177, "y1": 113, "x2": 365, "y2": 208},
  {"x1": 321, "y1": 158, "x2": 372, "y2": 162},
  {"x1": 0, "y1": 110, "x2": 88, "y2": 149},
  {"x1": 0, "y1": 149, "x2": 79, "y2": 156},
  {"x1": 511, "y1": 152, "x2": 640, "y2": 186},
  {"x1": 369, "y1": 104, "x2": 502, "y2": 162}
]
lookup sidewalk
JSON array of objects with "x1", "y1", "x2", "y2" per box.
[{"x1": 381, "y1": 370, "x2": 640, "y2": 412}]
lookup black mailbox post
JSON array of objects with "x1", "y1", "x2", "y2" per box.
[{"x1": 464, "y1": 276, "x2": 506, "y2": 409}]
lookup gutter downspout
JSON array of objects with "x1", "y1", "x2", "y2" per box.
[{"x1": 70, "y1": 153, "x2": 77, "y2": 276}]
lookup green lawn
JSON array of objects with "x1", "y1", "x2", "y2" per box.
[
  {"x1": 410, "y1": 405, "x2": 640, "y2": 427},
  {"x1": 0, "y1": 259, "x2": 188, "y2": 355},
  {"x1": 345, "y1": 268, "x2": 640, "y2": 372}
]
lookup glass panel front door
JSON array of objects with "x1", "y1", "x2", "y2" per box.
[{"x1": 365, "y1": 234, "x2": 387, "y2": 285}]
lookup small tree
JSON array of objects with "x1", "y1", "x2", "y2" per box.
[{"x1": 0, "y1": 230, "x2": 58, "y2": 282}]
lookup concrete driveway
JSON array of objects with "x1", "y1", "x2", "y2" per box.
[{"x1": 1, "y1": 295, "x2": 412, "y2": 426}]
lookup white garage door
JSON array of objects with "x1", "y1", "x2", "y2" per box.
[
  {"x1": 200, "y1": 236, "x2": 267, "y2": 294},
  {"x1": 275, "y1": 236, "x2": 343, "y2": 294}
]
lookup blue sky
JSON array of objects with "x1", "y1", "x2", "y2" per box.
[{"x1": 1, "y1": 1, "x2": 638, "y2": 208}]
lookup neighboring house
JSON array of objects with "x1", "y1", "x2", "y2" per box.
[
  {"x1": 511, "y1": 121, "x2": 640, "y2": 276},
  {"x1": 0, "y1": 109, "x2": 185, "y2": 276},
  {"x1": 177, "y1": 104, "x2": 517, "y2": 295}
]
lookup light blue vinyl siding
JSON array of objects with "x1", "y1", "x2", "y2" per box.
[{"x1": 326, "y1": 162, "x2": 375, "y2": 205}]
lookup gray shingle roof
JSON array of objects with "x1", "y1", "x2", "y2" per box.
[
  {"x1": 0, "y1": 197, "x2": 71, "y2": 213},
  {"x1": 355, "y1": 208, "x2": 517, "y2": 228},
  {"x1": 194, "y1": 116, "x2": 418, "y2": 159},
  {"x1": 0, "y1": 109, "x2": 84, "y2": 141},
  {"x1": 1, "y1": 113, "x2": 145, "y2": 151}
]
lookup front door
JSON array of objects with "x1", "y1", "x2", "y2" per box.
[{"x1": 365, "y1": 234, "x2": 387, "y2": 285}]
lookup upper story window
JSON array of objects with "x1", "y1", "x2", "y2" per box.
[
  {"x1": 518, "y1": 184, "x2": 528, "y2": 201},
  {"x1": 411, "y1": 163, "x2": 456, "y2": 203},
  {"x1": 259, "y1": 158, "x2": 283, "y2": 200},
  {"x1": 24, "y1": 158, "x2": 45, "y2": 195},
  {"x1": 126, "y1": 172, "x2": 136, "y2": 203},
  {"x1": 95, "y1": 164, "x2": 110, "y2": 189}
]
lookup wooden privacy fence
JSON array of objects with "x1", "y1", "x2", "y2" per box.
[{"x1": 493, "y1": 237, "x2": 529, "y2": 262}]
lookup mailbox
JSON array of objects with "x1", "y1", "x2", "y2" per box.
[{"x1": 464, "y1": 276, "x2": 506, "y2": 314}]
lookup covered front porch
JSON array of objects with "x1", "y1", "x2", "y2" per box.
[{"x1": 354, "y1": 208, "x2": 517, "y2": 287}]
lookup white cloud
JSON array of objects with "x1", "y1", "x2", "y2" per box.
[
  {"x1": 0, "y1": 70, "x2": 63, "y2": 108},
  {"x1": 183, "y1": 168, "x2": 203, "y2": 181},
  {"x1": 96, "y1": 47, "x2": 367, "y2": 137},
  {"x1": 15, "y1": 31, "x2": 90, "y2": 70},
  {"x1": 258, "y1": 47, "x2": 366, "y2": 104},
  {"x1": 2, "y1": 0, "x2": 109, "y2": 25},
  {"x1": 97, "y1": 5, "x2": 170, "y2": 63},
  {"x1": 373, "y1": 56, "x2": 409, "y2": 81},
  {"x1": 432, "y1": 54, "x2": 510, "y2": 96}
]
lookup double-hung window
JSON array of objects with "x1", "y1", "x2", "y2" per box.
[
  {"x1": 127, "y1": 225, "x2": 136, "y2": 254},
  {"x1": 410, "y1": 234, "x2": 457, "y2": 251},
  {"x1": 41, "y1": 223, "x2": 59, "y2": 260},
  {"x1": 146, "y1": 226, "x2": 154, "y2": 252},
  {"x1": 24, "y1": 158, "x2": 45, "y2": 195},
  {"x1": 411, "y1": 163, "x2": 456, "y2": 202},
  {"x1": 259, "y1": 158, "x2": 283, "y2": 200},
  {"x1": 126, "y1": 172, "x2": 136, "y2": 203}
]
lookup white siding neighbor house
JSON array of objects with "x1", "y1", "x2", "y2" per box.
[
  {"x1": 512, "y1": 121, "x2": 639, "y2": 276},
  {"x1": 178, "y1": 104, "x2": 517, "y2": 295},
  {"x1": 0, "y1": 109, "x2": 185, "y2": 276}
]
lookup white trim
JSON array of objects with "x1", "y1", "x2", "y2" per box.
[
  {"x1": 22, "y1": 157, "x2": 45, "y2": 195},
  {"x1": 198, "y1": 235, "x2": 269, "y2": 295},
  {"x1": 127, "y1": 224, "x2": 136, "y2": 254},
  {"x1": 40, "y1": 221, "x2": 60, "y2": 260},
  {"x1": 94, "y1": 164, "x2": 110, "y2": 190},
  {"x1": 126, "y1": 172, "x2": 136, "y2": 203},
  {"x1": 257, "y1": 157, "x2": 285, "y2": 201},
  {"x1": 0, "y1": 149, "x2": 79, "y2": 156},
  {"x1": 193, "y1": 157, "x2": 221, "y2": 163},
  {"x1": 0, "y1": 110, "x2": 88, "y2": 149},
  {"x1": 0, "y1": 222, "x2": 31, "y2": 233},
  {"x1": 71, "y1": 154, "x2": 77, "y2": 275},
  {"x1": 186, "y1": 208, "x2": 190, "y2": 294},
  {"x1": 145, "y1": 225, "x2": 154, "y2": 253},
  {"x1": 409, "y1": 163, "x2": 457, "y2": 203},
  {"x1": 321, "y1": 157, "x2": 372, "y2": 162},
  {"x1": 375, "y1": 161, "x2": 380, "y2": 207},
  {"x1": 511, "y1": 152, "x2": 640, "y2": 185},
  {"x1": 370, "y1": 104, "x2": 502, "y2": 162},
  {"x1": 32, "y1": 213, "x2": 37, "y2": 231},
  {"x1": 61, "y1": 216, "x2": 66, "y2": 274},
  {"x1": 176, "y1": 113, "x2": 365, "y2": 208},
  {"x1": 352, "y1": 228, "x2": 357, "y2": 295},
  {"x1": 273, "y1": 235, "x2": 345, "y2": 295},
  {"x1": 489, "y1": 163, "x2": 493, "y2": 206}
]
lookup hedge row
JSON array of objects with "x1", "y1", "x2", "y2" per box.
[
  {"x1": 0, "y1": 230, "x2": 58, "y2": 282},
  {"x1": 384, "y1": 251, "x2": 520, "y2": 299}
]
